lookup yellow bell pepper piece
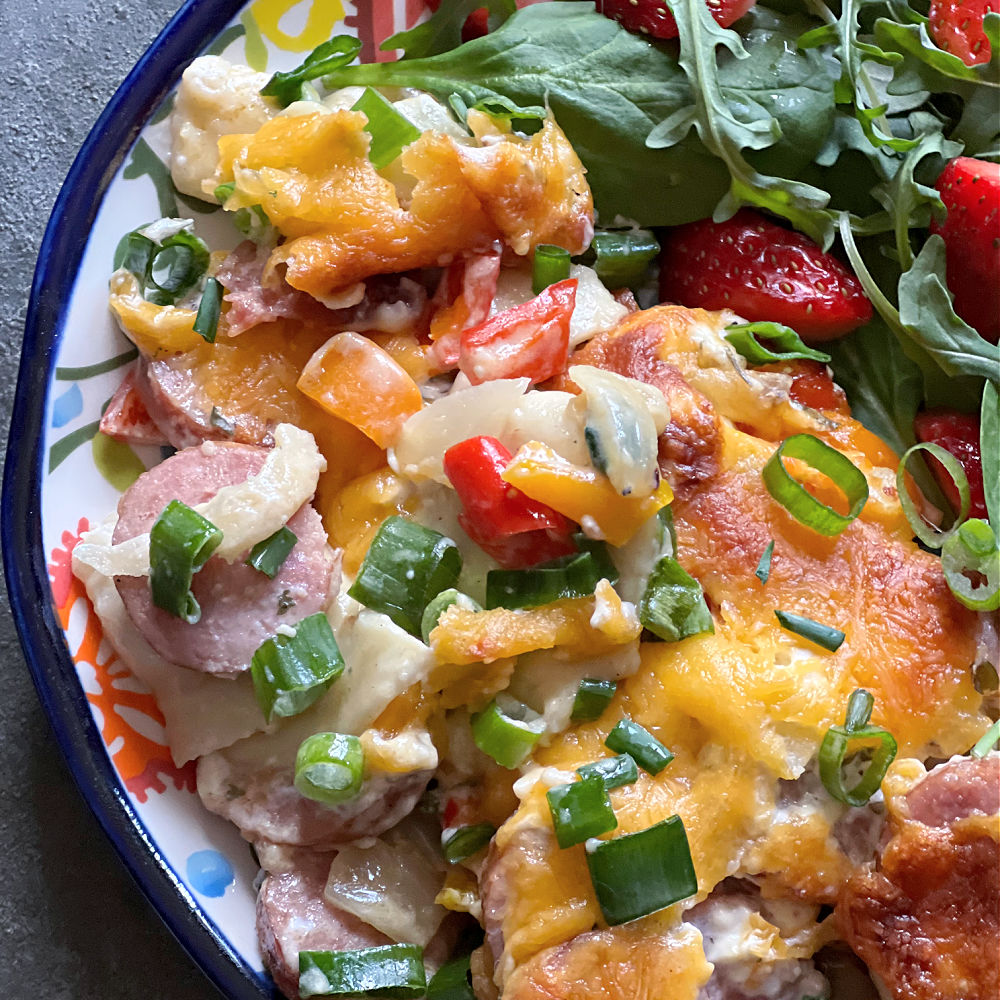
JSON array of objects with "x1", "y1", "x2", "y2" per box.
[
  {"x1": 108, "y1": 270, "x2": 204, "y2": 356},
  {"x1": 322, "y1": 466, "x2": 414, "y2": 575},
  {"x1": 501, "y1": 441, "x2": 673, "y2": 546},
  {"x1": 430, "y1": 581, "x2": 640, "y2": 665}
]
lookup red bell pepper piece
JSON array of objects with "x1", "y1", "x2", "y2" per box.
[
  {"x1": 443, "y1": 435, "x2": 577, "y2": 569},
  {"x1": 914, "y1": 409, "x2": 987, "y2": 520},
  {"x1": 458, "y1": 278, "x2": 577, "y2": 386}
]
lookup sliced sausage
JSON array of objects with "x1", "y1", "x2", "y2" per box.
[
  {"x1": 257, "y1": 847, "x2": 466, "y2": 1000},
  {"x1": 113, "y1": 441, "x2": 336, "y2": 677},
  {"x1": 134, "y1": 354, "x2": 270, "y2": 450},
  {"x1": 257, "y1": 849, "x2": 391, "y2": 1000},
  {"x1": 198, "y1": 750, "x2": 433, "y2": 848},
  {"x1": 99, "y1": 366, "x2": 169, "y2": 447},
  {"x1": 838, "y1": 755, "x2": 1000, "y2": 1000}
]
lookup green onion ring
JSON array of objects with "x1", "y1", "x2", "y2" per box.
[
  {"x1": 818, "y1": 689, "x2": 897, "y2": 807},
  {"x1": 532, "y1": 244, "x2": 571, "y2": 294},
  {"x1": 294, "y1": 732, "x2": 364, "y2": 806},
  {"x1": 971, "y1": 719, "x2": 1000, "y2": 758},
  {"x1": 896, "y1": 442, "x2": 971, "y2": 549},
  {"x1": 762, "y1": 434, "x2": 869, "y2": 536},
  {"x1": 941, "y1": 518, "x2": 1000, "y2": 612}
]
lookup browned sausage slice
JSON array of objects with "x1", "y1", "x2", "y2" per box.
[
  {"x1": 257, "y1": 850, "x2": 391, "y2": 1000},
  {"x1": 113, "y1": 441, "x2": 336, "y2": 676},
  {"x1": 198, "y1": 753, "x2": 433, "y2": 848}
]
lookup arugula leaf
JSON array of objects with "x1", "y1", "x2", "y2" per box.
[
  {"x1": 651, "y1": 0, "x2": 836, "y2": 246},
  {"x1": 982, "y1": 381, "x2": 999, "y2": 527},
  {"x1": 322, "y1": 3, "x2": 835, "y2": 228},
  {"x1": 382, "y1": 0, "x2": 515, "y2": 60},
  {"x1": 869, "y1": 121, "x2": 962, "y2": 268},
  {"x1": 798, "y1": 0, "x2": 916, "y2": 152},
  {"x1": 260, "y1": 36, "x2": 361, "y2": 106},
  {"x1": 875, "y1": 11, "x2": 1000, "y2": 153},
  {"x1": 898, "y1": 236, "x2": 1000, "y2": 383}
]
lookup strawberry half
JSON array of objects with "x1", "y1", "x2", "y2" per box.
[
  {"x1": 930, "y1": 156, "x2": 1000, "y2": 344},
  {"x1": 914, "y1": 409, "x2": 987, "y2": 521},
  {"x1": 929, "y1": 0, "x2": 994, "y2": 66},
  {"x1": 658, "y1": 209, "x2": 873, "y2": 342},
  {"x1": 596, "y1": 0, "x2": 757, "y2": 39}
]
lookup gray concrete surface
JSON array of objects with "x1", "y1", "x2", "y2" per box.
[{"x1": 0, "y1": 2, "x2": 223, "y2": 996}]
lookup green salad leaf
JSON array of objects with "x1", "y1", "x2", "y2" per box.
[{"x1": 382, "y1": 0, "x2": 515, "y2": 60}]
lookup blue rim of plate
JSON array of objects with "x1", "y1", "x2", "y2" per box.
[{"x1": 2, "y1": 1, "x2": 275, "y2": 997}]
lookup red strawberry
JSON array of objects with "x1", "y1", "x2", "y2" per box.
[
  {"x1": 914, "y1": 410, "x2": 987, "y2": 520},
  {"x1": 929, "y1": 0, "x2": 994, "y2": 66},
  {"x1": 596, "y1": 0, "x2": 757, "y2": 39},
  {"x1": 658, "y1": 209, "x2": 873, "y2": 342},
  {"x1": 930, "y1": 156, "x2": 1000, "y2": 344}
]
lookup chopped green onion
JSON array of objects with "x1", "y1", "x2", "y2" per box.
[
  {"x1": 755, "y1": 540, "x2": 775, "y2": 585},
  {"x1": 941, "y1": 518, "x2": 1000, "y2": 611},
  {"x1": 298, "y1": 944, "x2": 426, "y2": 998},
  {"x1": 571, "y1": 678, "x2": 617, "y2": 723},
  {"x1": 193, "y1": 277, "x2": 222, "y2": 343},
  {"x1": 421, "y1": 588, "x2": 481, "y2": 645},
  {"x1": 261, "y1": 35, "x2": 362, "y2": 107},
  {"x1": 586, "y1": 816, "x2": 697, "y2": 925},
  {"x1": 573, "y1": 534, "x2": 620, "y2": 585},
  {"x1": 246, "y1": 525, "x2": 297, "y2": 579},
  {"x1": 762, "y1": 434, "x2": 869, "y2": 536},
  {"x1": 148, "y1": 499, "x2": 222, "y2": 623},
  {"x1": 658, "y1": 505, "x2": 678, "y2": 554},
  {"x1": 577, "y1": 753, "x2": 638, "y2": 790},
  {"x1": 818, "y1": 689, "x2": 897, "y2": 807},
  {"x1": 605, "y1": 719, "x2": 674, "y2": 775},
  {"x1": 724, "y1": 321, "x2": 831, "y2": 365},
  {"x1": 352, "y1": 87, "x2": 422, "y2": 170},
  {"x1": 294, "y1": 732, "x2": 364, "y2": 806},
  {"x1": 426, "y1": 955, "x2": 475, "y2": 1000},
  {"x1": 971, "y1": 719, "x2": 1000, "y2": 758},
  {"x1": 485, "y1": 551, "x2": 601, "y2": 610},
  {"x1": 442, "y1": 823, "x2": 495, "y2": 863},
  {"x1": 113, "y1": 223, "x2": 210, "y2": 306},
  {"x1": 348, "y1": 515, "x2": 462, "y2": 636},
  {"x1": 471, "y1": 693, "x2": 546, "y2": 769},
  {"x1": 896, "y1": 442, "x2": 971, "y2": 548},
  {"x1": 639, "y1": 555, "x2": 714, "y2": 642},
  {"x1": 532, "y1": 244, "x2": 571, "y2": 294},
  {"x1": 471, "y1": 94, "x2": 546, "y2": 123},
  {"x1": 774, "y1": 610, "x2": 845, "y2": 652},
  {"x1": 844, "y1": 688, "x2": 875, "y2": 733},
  {"x1": 214, "y1": 182, "x2": 235, "y2": 203},
  {"x1": 250, "y1": 613, "x2": 345, "y2": 722},
  {"x1": 546, "y1": 773, "x2": 617, "y2": 849},
  {"x1": 590, "y1": 229, "x2": 660, "y2": 289}
]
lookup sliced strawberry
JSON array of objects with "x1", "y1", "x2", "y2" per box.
[
  {"x1": 930, "y1": 156, "x2": 1000, "y2": 344},
  {"x1": 597, "y1": 0, "x2": 757, "y2": 39},
  {"x1": 914, "y1": 409, "x2": 987, "y2": 520},
  {"x1": 928, "y1": 0, "x2": 994, "y2": 66},
  {"x1": 658, "y1": 209, "x2": 872, "y2": 342}
]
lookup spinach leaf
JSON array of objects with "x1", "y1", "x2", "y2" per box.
[
  {"x1": 826, "y1": 316, "x2": 948, "y2": 505},
  {"x1": 650, "y1": 0, "x2": 836, "y2": 245},
  {"x1": 982, "y1": 381, "x2": 999, "y2": 528},
  {"x1": 323, "y1": 2, "x2": 835, "y2": 228},
  {"x1": 382, "y1": 0, "x2": 515, "y2": 60},
  {"x1": 826, "y1": 316, "x2": 923, "y2": 459}
]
